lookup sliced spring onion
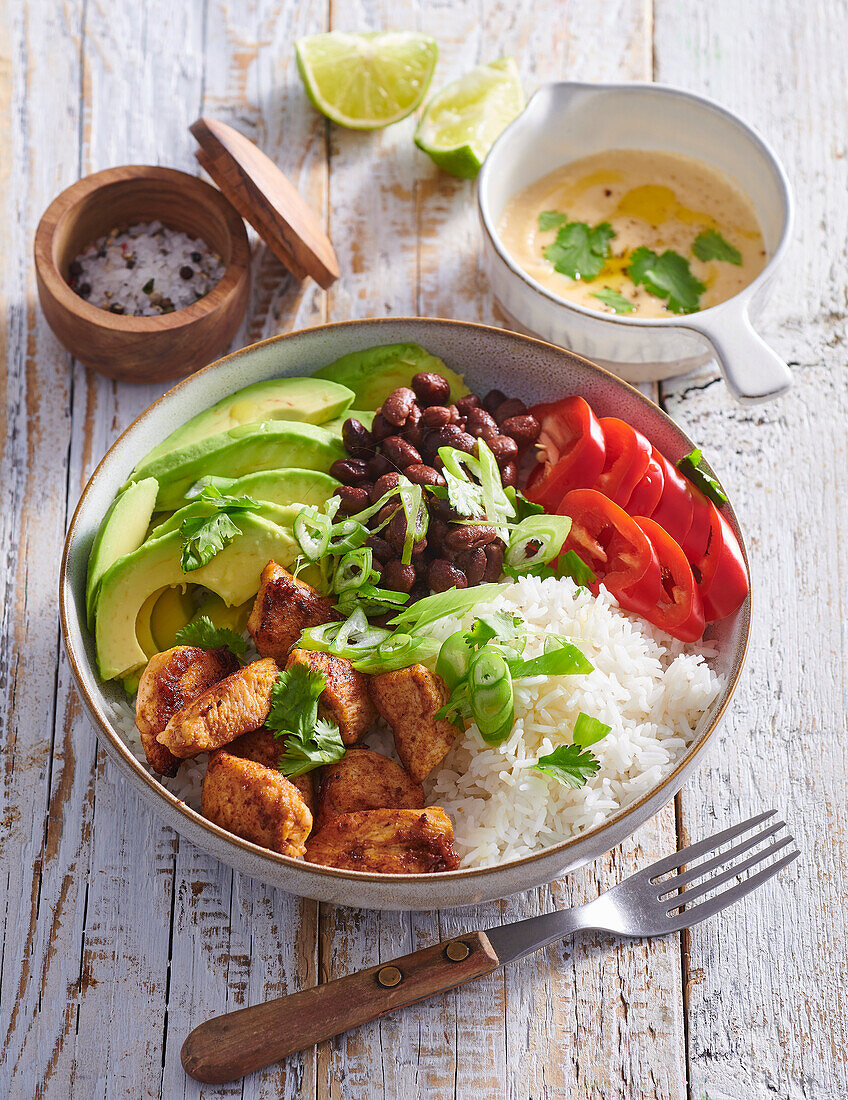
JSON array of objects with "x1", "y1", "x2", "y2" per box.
[
  {"x1": 438, "y1": 446, "x2": 486, "y2": 518},
  {"x1": 508, "y1": 642, "x2": 593, "y2": 678},
  {"x1": 293, "y1": 505, "x2": 333, "y2": 560},
  {"x1": 388, "y1": 582, "x2": 509, "y2": 631},
  {"x1": 337, "y1": 583, "x2": 410, "y2": 618},
  {"x1": 559, "y1": 549, "x2": 596, "y2": 586},
  {"x1": 436, "y1": 630, "x2": 476, "y2": 690},
  {"x1": 474, "y1": 438, "x2": 514, "y2": 538},
  {"x1": 351, "y1": 633, "x2": 440, "y2": 674},
  {"x1": 332, "y1": 547, "x2": 374, "y2": 595},
  {"x1": 328, "y1": 519, "x2": 370, "y2": 555},
  {"x1": 467, "y1": 647, "x2": 514, "y2": 744},
  {"x1": 505, "y1": 514, "x2": 573, "y2": 572},
  {"x1": 572, "y1": 711, "x2": 612, "y2": 747},
  {"x1": 398, "y1": 482, "x2": 425, "y2": 565}
]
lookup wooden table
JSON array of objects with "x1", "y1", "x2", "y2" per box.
[{"x1": 1, "y1": 2, "x2": 845, "y2": 1097}]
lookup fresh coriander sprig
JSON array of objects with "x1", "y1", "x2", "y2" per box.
[
  {"x1": 179, "y1": 484, "x2": 259, "y2": 572},
  {"x1": 693, "y1": 228, "x2": 742, "y2": 266},
  {"x1": 531, "y1": 743, "x2": 602, "y2": 788},
  {"x1": 629, "y1": 247, "x2": 705, "y2": 314},
  {"x1": 174, "y1": 615, "x2": 246, "y2": 658},
  {"x1": 538, "y1": 210, "x2": 568, "y2": 231},
  {"x1": 544, "y1": 220, "x2": 616, "y2": 282},
  {"x1": 266, "y1": 663, "x2": 345, "y2": 778},
  {"x1": 591, "y1": 286, "x2": 635, "y2": 314}
]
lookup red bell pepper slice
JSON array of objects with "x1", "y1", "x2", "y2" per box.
[
  {"x1": 692, "y1": 504, "x2": 749, "y2": 621},
  {"x1": 679, "y1": 485, "x2": 713, "y2": 563},
  {"x1": 623, "y1": 517, "x2": 706, "y2": 641},
  {"x1": 523, "y1": 396, "x2": 606, "y2": 510},
  {"x1": 626, "y1": 450, "x2": 665, "y2": 517},
  {"x1": 650, "y1": 450, "x2": 694, "y2": 545},
  {"x1": 557, "y1": 488, "x2": 661, "y2": 606},
  {"x1": 593, "y1": 418, "x2": 652, "y2": 507}
]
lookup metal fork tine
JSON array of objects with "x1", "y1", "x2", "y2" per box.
[
  {"x1": 645, "y1": 810, "x2": 776, "y2": 882},
  {"x1": 665, "y1": 835, "x2": 794, "y2": 911},
  {"x1": 658, "y1": 820, "x2": 786, "y2": 895},
  {"x1": 665, "y1": 849, "x2": 799, "y2": 931}
]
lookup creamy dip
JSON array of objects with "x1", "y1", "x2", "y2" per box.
[{"x1": 497, "y1": 149, "x2": 766, "y2": 318}]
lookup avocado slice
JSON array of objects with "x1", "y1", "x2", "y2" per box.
[
  {"x1": 150, "y1": 587, "x2": 196, "y2": 652},
  {"x1": 146, "y1": 499, "x2": 302, "y2": 542},
  {"x1": 85, "y1": 477, "x2": 159, "y2": 631},
  {"x1": 167, "y1": 468, "x2": 338, "y2": 512},
  {"x1": 312, "y1": 343, "x2": 469, "y2": 410},
  {"x1": 191, "y1": 593, "x2": 253, "y2": 634},
  {"x1": 95, "y1": 514, "x2": 298, "y2": 681},
  {"x1": 129, "y1": 421, "x2": 345, "y2": 511},
  {"x1": 136, "y1": 377, "x2": 355, "y2": 469}
]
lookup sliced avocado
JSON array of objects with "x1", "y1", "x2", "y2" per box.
[
  {"x1": 312, "y1": 343, "x2": 469, "y2": 410},
  {"x1": 95, "y1": 514, "x2": 298, "y2": 681},
  {"x1": 135, "y1": 377, "x2": 355, "y2": 470},
  {"x1": 192, "y1": 593, "x2": 253, "y2": 634},
  {"x1": 168, "y1": 468, "x2": 338, "y2": 512},
  {"x1": 146, "y1": 499, "x2": 302, "y2": 542},
  {"x1": 322, "y1": 409, "x2": 376, "y2": 437},
  {"x1": 135, "y1": 589, "x2": 163, "y2": 659},
  {"x1": 129, "y1": 421, "x2": 345, "y2": 512},
  {"x1": 86, "y1": 477, "x2": 159, "y2": 631},
  {"x1": 150, "y1": 587, "x2": 196, "y2": 651}
]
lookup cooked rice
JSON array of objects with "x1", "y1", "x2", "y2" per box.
[{"x1": 109, "y1": 576, "x2": 720, "y2": 869}]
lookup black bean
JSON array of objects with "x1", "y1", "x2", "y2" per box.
[
  {"x1": 427, "y1": 558, "x2": 467, "y2": 592},
  {"x1": 422, "y1": 405, "x2": 451, "y2": 429},
  {"x1": 371, "y1": 412, "x2": 394, "y2": 442},
  {"x1": 483, "y1": 542, "x2": 505, "y2": 582},
  {"x1": 465, "y1": 407, "x2": 498, "y2": 439},
  {"x1": 411, "y1": 371, "x2": 450, "y2": 406},
  {"x1": 494, "y1": 398, "x2": 527, "y2": 424},
  {"x1": 366, "y1": 535, "x2": 394, "y2": 563},
  {"x1": 330, "y1": 458, "x2": 370, "y2": 485},
  {"x1": 487, "y1": 434, "x2": 519, "y2": 464},
  {"x1": 482, "y1": 389, "x2": 507, "y2": 415},
  {"x1": 367, "y1": 453, "x2": 392, "y2": 479},
  {"x1": 404, "y1": 463, "x2": 446, "y2": 488},
  {"x1": 500, "y1": 414, "x2": 541, "y2": 449},
  {"x1": 342, "y1": 418, "x2": 374, "y2": 458},
  {"x1": 334, "y1": 485, "x2": 370, "y2": 513},
  {"x1": 382, "y1": 436, "x2": 422, "y2": 469},
  {"x1": 500, "y1": 461, "x2": 518, "y2": 487},
  {"x1": 382, "y1": 560, "x2": 416, "y2": 593},
  {"x1": 401, "y1": 404, "x2": 424, "y2": 447},
  {"x1": 381, "y1": 387, "x2": 416, "y2": 427},
  {"x1": 373, "y1": 472, "x2": 402, "y2": 501},
  {"x1": 444, "y1": 524, "x2": 499, "y2": 552},
  {"x1": 385, "y1": 510, "x2": 411, "y2": 554},
  {"x1": 456, "y1": 547, "x2": 487, "y2": 586},
  {"x1": 455, "y1": 394, "x2": 481, "y2": 417}
]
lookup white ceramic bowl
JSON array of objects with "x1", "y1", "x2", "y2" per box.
[
  {"x1": 478, "y1": 82, "x2": 794, "y2": 403},
  {"x1": 60, "y1": 318, "x2": 751, "y2": 910}
]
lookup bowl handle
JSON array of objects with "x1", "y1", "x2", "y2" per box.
[{"x1": 682, "y1": 306, "x2": 792, "y2": 404}]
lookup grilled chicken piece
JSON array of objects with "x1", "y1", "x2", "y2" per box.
[
  {"x1": 135, "y1": 645, "x2": 239, "y2": 775},
  {"x1": 368, "y1": 665, "x2": 458, "y2": 782},
  {"x1": 202, "y1": 750, "x2": 313, "y2": 858},
  {"x1": 227, "y1": 727, "x2": 315, "y2": 815},
  {"x1": 304, "y1": 807, "x2": 460, "y2": 873},
  {"x1": 313, "y1": 747, "x2": 424, "y2": 831},
  {"x1": 285, "y1": 648, "x2": 376, "y2": 745},
  {"x1": 157, "y1": 657, "x2": 278, "y2": 759},
  {"x1": 247, "y1": 561, "x2": 337, "y2": 662}
]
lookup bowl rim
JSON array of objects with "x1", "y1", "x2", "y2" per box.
[
  {"x1": 34, "y1": 163, "x2": 251, "y2": 335},
  {"x1": 477, "y1": 79, "x2": 794, "y2": 330},
  {"x1": 60, "y1": 316, "x2": 751, "y2": 885}
]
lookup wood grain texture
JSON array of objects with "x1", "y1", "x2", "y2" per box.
[{"x1": 1, "y1": 0, "x2": 846, "y2": 1098}]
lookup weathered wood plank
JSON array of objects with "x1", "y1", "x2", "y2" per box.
[{"x1": 655, "y1": 2, "x2": 848, "y2": 1097}]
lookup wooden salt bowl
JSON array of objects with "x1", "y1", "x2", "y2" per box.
[{"x1": 34, "y1": 165, "x2": 251, "y2": 384}]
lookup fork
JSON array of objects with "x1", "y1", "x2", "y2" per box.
[{"x1": 181, "y1": 810, "x2": 797, "y2": 1084}]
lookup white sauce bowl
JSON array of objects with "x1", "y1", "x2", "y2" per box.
[{"x1": 478, "y1": 82, "x2": 794, "y2": 403}]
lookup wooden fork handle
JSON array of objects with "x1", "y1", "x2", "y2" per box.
[{"x1": 180, "y1": 931, "x2": 500, "y2": 1084}]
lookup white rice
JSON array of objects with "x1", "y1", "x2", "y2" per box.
[{"x1": 110, "y1": 576, "x2": 720, "y2": 869}]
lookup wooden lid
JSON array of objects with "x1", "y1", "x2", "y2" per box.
[{"x1": 190, "y1": 116, "x2": 339, "y2": 289}]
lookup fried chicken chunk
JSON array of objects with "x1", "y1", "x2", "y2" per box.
[
  {"x1": 202, "y1": 750, "x2": 313, "y2": 858},
  {"x1": 157, "y1": 657, "x2": 278, "y2": 759},
  {"x1": 313, "y1": 747, "x2": 424, "y2": 831},
  {"x1": 247, "y1": 561, "x2": 336, "y2": 662},
  {"x1": 285, "y1": 648, "x2": 376, "y2": 745},
  {"x1": 135, "y1": 645, "x2": 239, "y2": 776},
  {"x1": 304, "y1": 807, "x2": 460, "y2": 873},
  {"x1": 227, "y1": 727, "x2": 315, "y2": 815},
  {"x1": 368, "y1": 665, "x2": 458, "y2": 782}
]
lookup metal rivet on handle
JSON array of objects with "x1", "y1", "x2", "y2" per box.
[
  {"x1": 377, "y1": 965, "x2": 402, "y2": 988},
  {"x1": 445, "y1": 941, "x2": 470, "y2": 962}
]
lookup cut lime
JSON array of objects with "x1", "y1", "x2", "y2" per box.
[
  {"x1": 295, "y1": 32, "x2": 438, "y2": 130},
  {"x1": 414, "y1": 57, "x2": 525, "y2": 179}
]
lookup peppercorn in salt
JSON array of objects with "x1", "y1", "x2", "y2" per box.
[{"x1": 67, "y1": 221, "x2": 225, "y2": 316}]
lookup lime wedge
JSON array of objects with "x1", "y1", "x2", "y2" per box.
[
  {"x1": 295, "y1": 32, "x2": 438, "y2": 130},
  {"x1": 414, "y1": 57, "x2": 525, "y2": 179}
]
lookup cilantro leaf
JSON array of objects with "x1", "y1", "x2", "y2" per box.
[
  {"x1": 676, "y1": 447, "x2": 728, "y2": 505},
  {"x1": 693, "y1": 228, "x2": 742, "y2": 266},
  {"x1": 278, "y1": 717, "x2": 345, "y2": 779},
  {"x1": 543, "y1": 221, "x2": 616, "y2": 282},
  {"x1": 590, "y1": 286, "x2": 635, "y2": 314},
  {"x1": 179, "y1": 485, "x2": 259, "y2": 573},
  {"x1": 175, "y1": 615, "x2": 246, "y2": 657},
  {"x1": 629, "y1": 247, "x2": 705, "y2": 314},
  {"x1": 504, "y1": 487, "x2": 545, "y2": 522},
  {"x1": 538, "y1": 210, "x2": 568, "y2": 231},
  {"x1": 267, "y1": 664, "x2": 345, "y2": 778},
  {"x1": 531, "y1": 743, "x2": 601, "y2": 788},
  {"x1": 572, "y1": 711, "x2": 611, "y2": 748},
  {"x1": 559, "y1": 549, "x2": 597, "y2": 586}
]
